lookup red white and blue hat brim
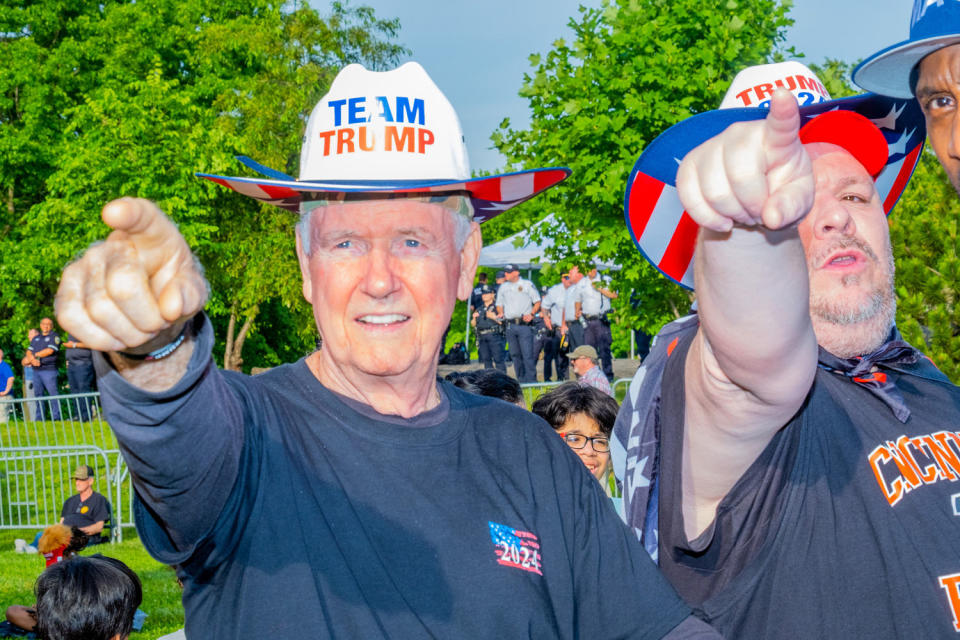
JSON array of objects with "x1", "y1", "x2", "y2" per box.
[
  {"x1": 853, "y1": 34, "x2": 960, "y2": 99},
  {"x1": 196, "y1": 156, "x2": 571, "y2": 224},
  {"x1": 624, "y1": 93, "x2": 925, "y2": 290}
]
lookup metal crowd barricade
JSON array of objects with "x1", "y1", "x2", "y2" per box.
[
  {"x1": 519, "y1": 380, "x2": 565, "y2": 406},
  {"x1": 0, "y1": 393, "x2": 132, "y2": 542},
  {"x1": 520, "y1": 378, "x2": 634, "y2": 404}
]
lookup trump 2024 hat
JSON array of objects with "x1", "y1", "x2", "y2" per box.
[
  {"x1": 624, "y1": 61, "x2": 925, "y2": 290},
  {"x1": 197, "y1": 62, "x2": 570, "y2": 223},
  {"x1": 853, "y1": 0, "x2": 960, "y2": 99}
]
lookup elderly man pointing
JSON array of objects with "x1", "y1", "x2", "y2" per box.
[{"x1": 56, "y1": 63, "x2": 713, "y2": 639}]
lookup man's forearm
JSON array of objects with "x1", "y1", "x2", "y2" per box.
[
  {"x1": 80, "y1": 520, "x2": 105, "y2": 535},
  {"x1": 694, "y1": 225, "x2": 817, "y2": 395}
]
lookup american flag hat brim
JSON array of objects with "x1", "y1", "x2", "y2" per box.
[
  {"x1": 197, "y1": 157, "x2": 570, "y2": 224},
  {"x1": 623, "y1": 92, "x2": 925, "y2": 290}
]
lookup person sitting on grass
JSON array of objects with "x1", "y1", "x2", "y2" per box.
[
  {"x1": 59, "y1": 465, "x2": 110, "y2": 545},
  {"x1": 35, "y1": 555, "x2": 142, "y2": 640},
  {"x1": 531, "y1": 382, "x2": 622, "y2": 512}
]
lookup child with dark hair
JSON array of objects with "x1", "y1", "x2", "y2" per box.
[
  {"x1": 34, "y1": 555, "x2": 142, "y2": 640},
  {"x1": 3, "y1": 525, "x2": 89, "y2": 636},
  {"x1": 531, "y1": 382, "x2": 619, "y2": 487},
  {"x1": 444, "y1": 368, "x2": 525, "y2": 408}
]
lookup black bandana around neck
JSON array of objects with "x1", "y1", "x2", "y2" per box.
[{"x1": 816, "y1": 327, "x2": 936, "y2": 423}]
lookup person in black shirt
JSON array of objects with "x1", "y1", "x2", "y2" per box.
[
  {"x1": 472, "y1": 285, "x2": 505, "y2": 371},
  {"x1": 60, "y1": 465, "x2": 110, "y2": 545},
  {"x1": 65, "y1": 334, "x2": 95, "y2": 421},
  {"x1": 53, "y1": 63, "x2": 715, "y2": 639},
  {"x1": 616, "y1": 64, "x2": 960, "y2": 637}
]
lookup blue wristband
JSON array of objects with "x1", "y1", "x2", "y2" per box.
[{"x1": 121, "y1": 327, "x2": 187, "y2": 361}]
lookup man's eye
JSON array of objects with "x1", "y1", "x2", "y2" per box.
[
  {"x1": 335, "y1": 240, "x2": 352, "y2": 249},
  {"x1": 925, "y1": 95, "x2": 955, "y2": 111},
  {"x1": 404, "y1": 239, "x2": 421, "y2": 248}
]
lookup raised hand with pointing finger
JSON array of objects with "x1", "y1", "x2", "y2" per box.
[
  {"x1": 55, "y1": 198, "x2": 208, "y2": 387},
  {"x1": 677, "y1": 88, "x2": 815, "y2": 233}
]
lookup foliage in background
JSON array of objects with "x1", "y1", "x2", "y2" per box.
[
  {"x1": 0, "y1": 0, "x2": 406, "y2": 372},
  {"x1": 492, "y1": 0, "x2": 797, "y2": 356}
]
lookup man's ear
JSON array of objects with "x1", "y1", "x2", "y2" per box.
[
  {"x1": 295, "y1": 230, "x2": 312, "y2": 303},
  {"x1": 457, "y1": 222, "x2": 482, "y2": 301}
]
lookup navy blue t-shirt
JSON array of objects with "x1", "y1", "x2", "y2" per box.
[{"x1": 95, "y1": 314, "x2": 703, "y2": 640}]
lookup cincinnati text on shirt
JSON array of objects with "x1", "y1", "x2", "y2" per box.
[{"x1": 868, "y1": 429, "x2": 960, "y2": 507}]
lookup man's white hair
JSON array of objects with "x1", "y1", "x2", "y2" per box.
[{"x1": 298, "y1": 196, "x2": 475, "y2": 255}]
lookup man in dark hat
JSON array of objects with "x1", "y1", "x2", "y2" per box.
[
  {"x1": 471, "y1": 284, "x2": 505, "y2": 371},
  {"x1": 59, "y1": 465, "x2": 110, "y2": 544},
  {"x1": 854, "y1": 0, "x2": 960, "y2": 195},
  {"x1": 55, "y1": 62, "x2": 713, "y2": 639},
  {"x1": 616, "y1": 62, "x2": 959, "y2": 637}
]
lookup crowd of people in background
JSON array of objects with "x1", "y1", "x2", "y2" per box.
[
  {"x1": 468, "y1": 262, "x2": 620, "y2": 388},
  {"x1": 13, "y1": 2, "x2": 960, "y2": 636},
  {"x1": 0, "y1": 318, "x2": 97, "y2": 423}
]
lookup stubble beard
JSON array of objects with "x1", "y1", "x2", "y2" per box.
[{"x1": 808, "y1": 237, "x2": 896, "y2": 358}]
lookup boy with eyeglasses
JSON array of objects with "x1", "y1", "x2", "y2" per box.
[{"x1": 532, "y1": 382, "x2": 618, "y2": 486}]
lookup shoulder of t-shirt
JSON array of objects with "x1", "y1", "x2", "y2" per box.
[
  {"x1": 449, "y1": 385, "x2": 553, "y2": 435},
  {"x1": 232, "y1": 360, "x2": 304, "y2": 395}
]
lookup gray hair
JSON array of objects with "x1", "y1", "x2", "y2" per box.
[{"x1": 298, "y1": 196, "x2": 475, "y2": 256}]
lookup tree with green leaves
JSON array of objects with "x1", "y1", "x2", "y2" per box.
[
  {"x1": 0, "y1": 0, "x2": 406, "y2": 371},
  {"x1": 493, "y1": 0, "x2": 796, "y2": 352}
]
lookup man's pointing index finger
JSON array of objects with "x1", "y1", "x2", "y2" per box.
[{"x1": 101, "y1": 197, "x2": 189, "y2": 275}]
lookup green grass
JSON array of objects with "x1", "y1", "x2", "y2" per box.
[{"x1": 0, "y1": 529, "x2": 185, "y2": 639}]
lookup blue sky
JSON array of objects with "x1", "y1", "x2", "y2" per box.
[{"x1": 322, "y1": 1, "x2": 913, "y2": 172}]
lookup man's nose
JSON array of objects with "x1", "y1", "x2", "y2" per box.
[
  {"x1": 362, "y1": 245, "x2": 401, "y2": 298},
  {"x1": 810, "y1": 198, "x2": 856, "y2": 240}
]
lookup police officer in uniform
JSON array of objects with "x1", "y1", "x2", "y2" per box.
[
  {"x1": 469, "y1": 272, "x2": 488, "y2": 316},
  {"x1": 472, "y1": 285, "x2": 505, "y2": 371},
  {"x1": 580, "y1": 266, "x2": 617, "y2": 380},
  {"x1": 559, "y1": 270, "x2": 584, "y2": 380},
  {"x1": 539, "y1": 279, "x2": 566, "y2": 382},
  {"x1": 65, "y1": 334, "x2": 95, "y2": 421},
  {"x1": 495, "y1": 264, "x2": 540, "y2": 383},
  {"x1": 27, "y1": 317, "x2": 62, "y2": 420}
]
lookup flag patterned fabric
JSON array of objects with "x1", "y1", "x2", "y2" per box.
[
  {"x1": 624, "y1": 94, "x2": 925, "y2": 290},
  {"x1": 197, "y1": 167, "x2": 571, "y2": 224}
]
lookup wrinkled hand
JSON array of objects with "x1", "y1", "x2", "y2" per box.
[
  {"x1": 677, "y1": 89, "x2": 814, "y2": 233},
  {"x1": 55, "y1": 198, "x2": 208, "y2": 353}
]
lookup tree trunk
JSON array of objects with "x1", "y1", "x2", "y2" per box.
[
  {"x1": 223, "y1": 305, "x2": 258, "y2": 371},
  {"x1": 224, "y1": 310, "x2": 237, "y2": 370},
  {"x1": 232, "y1": 308, "x2": 258, "y2": 371}
]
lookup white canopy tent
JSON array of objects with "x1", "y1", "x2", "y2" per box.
[{"x1": 478, "y1": 215, "x2": 560, "y2": 272}]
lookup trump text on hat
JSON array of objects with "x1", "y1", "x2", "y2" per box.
[
  {"x1": 317, "y1": 95, "x2": 435, "y2": 156},
  {"x1": 732, "y1": 73, "x2": 829, "y2": 108}
]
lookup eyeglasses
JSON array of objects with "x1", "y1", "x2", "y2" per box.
[{"x1": 558, "y1": 432, "x2": 610, "y2": 452}]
